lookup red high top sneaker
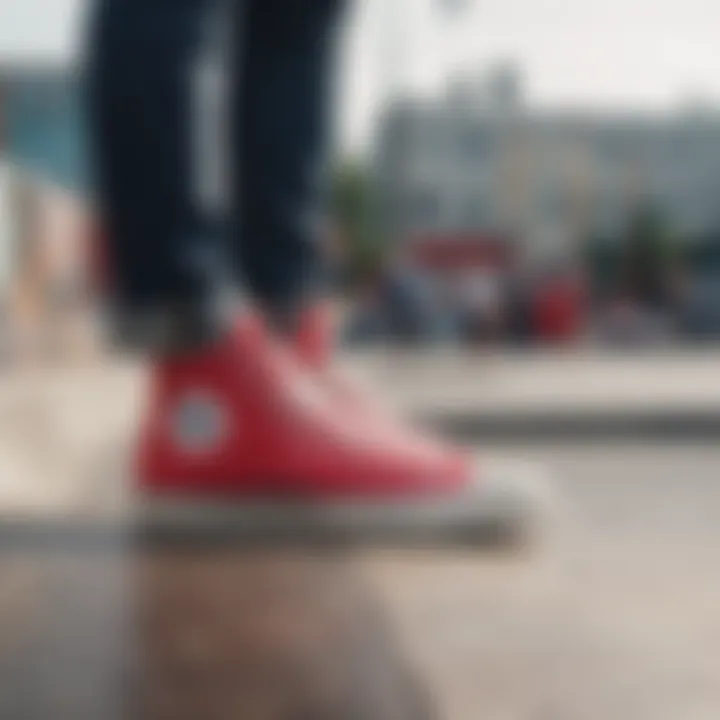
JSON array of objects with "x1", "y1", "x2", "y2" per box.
[
  {"x1": 137, "y1": 310, "x2": 548, "y2": 544},
  {"x1": 290, "y1": 303, "x2": 554, "y2": 537},
  {"x1": 293, "y1": 302, "x2": 426, "y2": 434}
]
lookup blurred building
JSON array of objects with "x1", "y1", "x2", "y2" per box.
[
  {"x1": 375, "y1": 64, "x2": 720, "y2": 266},
  {"x1": 0, "y1": 63, "x2": 85, "y2": 191},
  {"x1": 0, "y1": 61, "x2": 86, "y2": 289},
  {"x1": 0, "y1": 63, "x2": 93, "y2": 362}
]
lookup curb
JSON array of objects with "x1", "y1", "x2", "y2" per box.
[{"x1": 417, "y1": 410, "x2": 720, "y2": 442}]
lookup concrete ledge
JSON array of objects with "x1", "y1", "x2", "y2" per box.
[
  {"x1": 350, "y1": 348, "x2": 720, "y2": 441},
  {"x1": 418, "y1": 408, "x2": 720, "y2": 442}
]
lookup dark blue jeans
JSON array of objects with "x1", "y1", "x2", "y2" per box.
[{"x1": 88, "y1": 0, "x2": 344, "y2": 317}]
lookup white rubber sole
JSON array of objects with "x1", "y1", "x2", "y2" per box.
[
  {"x1": 0, "y1": 456, "x2": 557, "y2": 551},
  {"x1": 135, "y1": 455, "x2": 555, "y2": 549}
]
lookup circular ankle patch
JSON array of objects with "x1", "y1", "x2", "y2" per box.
[{"x1": 171, "y1": 391, "x2": 229, "y2": 454}]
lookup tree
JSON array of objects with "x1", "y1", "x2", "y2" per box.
[
  {"x1": 331, "y1": 159, "x2": 383, "y2": 280},
  {"x1": 619, "y1": 205, "x2": 683, "y2": 308}
]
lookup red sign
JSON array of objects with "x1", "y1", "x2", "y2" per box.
[{"x1": 404, "y1": 233, "x2": 515, "y2": 271}]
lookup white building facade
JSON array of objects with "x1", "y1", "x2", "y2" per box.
[{"x1": 375, "y1": 67, "x2": 720, "y2": 265}]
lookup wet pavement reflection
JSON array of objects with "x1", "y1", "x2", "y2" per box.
[{"x1": 0, "y1": 536, "x2": 433, "y2": 720}]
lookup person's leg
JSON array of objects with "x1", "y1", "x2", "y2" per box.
[
  {"x1": 232, "y1": 0, "x2": 345, "y2": 328},
  {"x1": 126, "y1": 0, "x2": 549, "y2": 547},
  {"x1": 87, "y1": 0, "x2": 224, "y2": 349}
]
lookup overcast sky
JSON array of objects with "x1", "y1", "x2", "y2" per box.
[{"x1": 3, "y1": 0, "x2": 720, "y2": 150}]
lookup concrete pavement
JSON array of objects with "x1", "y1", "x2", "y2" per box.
[
  {"x1": 370, "y1": 442, "x2": 720, "y2": 720},
  {"x1": 2, "y1": 439, "x2": 720, "y2": 718},
  {"x1": 1, "y1": 357, "x2": 720, "y2": 717}
]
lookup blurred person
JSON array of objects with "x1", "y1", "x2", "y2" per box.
[
  {"x1": 504, "y1": 265, "x2": 535, "y2": 346},
  {"x1": 366, "y1": 257, "x2": 449, "y2": 345},
  {"x1": 533, "y1": 260, "x2": 587, "y2": 346},
  {"x1": 86, "y1": 0, "x2": 547, "y2": 537},
  {"x1": 456, "y1": 266, "x2": 503, "y2": 344},
  {"x1": 343, "y1": 271, "x2": 386, "y2": 345},
  {"x1": 678, "y1": 271, "x2": 720, "y2": 342}
]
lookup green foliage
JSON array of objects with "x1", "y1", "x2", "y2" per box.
[
  {"x1": 583, "y1": 205, "x2": 686, "y2": 305},
  {"x1": 331, "y1": 158, "x2": 386, "y2": 280},
  {"x1": 620, "y1": 205, "x2": 683, "y2": 305}
]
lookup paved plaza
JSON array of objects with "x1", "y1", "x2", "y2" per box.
[{"x1": 0, "y1": 355, "x2": 718, "y2": 718}]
